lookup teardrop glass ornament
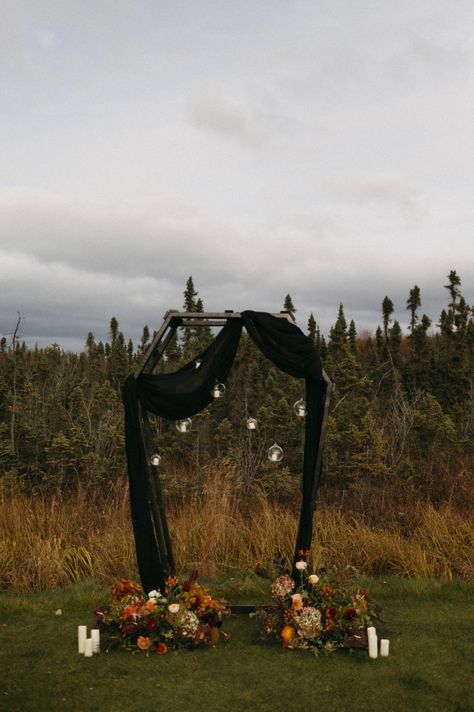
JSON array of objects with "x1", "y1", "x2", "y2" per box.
[
  {"x1": 150, "y1": 453, "x2": 161, "y2": 467},
  {"x1": 268, "y1": 443, "x2": 284, "y2": 462},
  {"x1": 211, "y1": 382, "x2": 226, "y2": 399},
  {"x1": 175, "y1": 417, "x2": 192, "y2": 433},
  {"x1": 246, "y1": 417, "x2": 258, "y2": 430},
  {"x1": 293, "y1": 399, "x2": 307, "y2": 417}
]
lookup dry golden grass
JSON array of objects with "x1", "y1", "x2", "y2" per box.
[{"x1": 0, "y1": 466, "x2": 472, "y2": 592}]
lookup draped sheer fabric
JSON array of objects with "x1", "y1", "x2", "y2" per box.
[{"x1": 123, "y1": 311, "x2": 327, "y2": 594}]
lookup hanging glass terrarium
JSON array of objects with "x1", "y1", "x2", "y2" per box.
[
  {"x1": 268, "y1": 443, "x2": 284, "y2": 462},
  {"x1": 246, "y1": 417, "x2": 258, "y2": 430},
  {"x1": 150, "y1": 453, "x2": 161, "y2": 467},
  {"x1": 211, "y1": 382, "x2": 226, "y2": 399},
  {"x1": 175, "y1": 417, "x2": 192, "y2": 433},
  {"x1": 293, "y1": 399, "x2": 307, "y2": 417}
]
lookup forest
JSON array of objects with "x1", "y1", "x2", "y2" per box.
[{"x1": 0, "y1": 270, "x2": 472, "y2": 588}]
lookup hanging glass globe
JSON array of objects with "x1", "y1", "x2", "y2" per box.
[
  {"x1": 150, "y1": 453, "x2": 161, "y2": 467},
  {"x1": 293, "y1": 399, "x2": 307, "y2": 417},
  {"x1": 268, "y1": 443, "x2": 284, "y2": 462},
  {"x1": 211, "y1": 382, "x2": 226, "y2": 399},
  {"x1": 175, "y1": 417, "x2": 192, "y2": 433},
  {"x1": 246, "y1": 417, "x2": 258, "y2": 430},
  {"x1": 195, "y1": 359, "x2": 202, "y2": 369}
]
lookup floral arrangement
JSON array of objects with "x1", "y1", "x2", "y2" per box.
[
  {"x1": 253, "y1": 553, "x2": 380, "y2": 655},
  {"x1": 94, "y1": 572, "x2": 230, "y2": 654}
]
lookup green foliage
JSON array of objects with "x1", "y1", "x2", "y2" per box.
[{"x1": 0, "y1": 272, "x2": 472, "y2": 501}]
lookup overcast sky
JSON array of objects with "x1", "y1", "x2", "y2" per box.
[{"x1": 1, "y1": 1, "x2": 473, "y2": 351}]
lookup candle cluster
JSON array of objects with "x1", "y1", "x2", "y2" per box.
[
  {"x1": 78, "y1": 625, "x2": 100, "y2": 656},
  {"x1": 367, "y1": 626, "x2": 389, "y2": 659}
]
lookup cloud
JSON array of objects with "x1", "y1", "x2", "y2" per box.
[
  {"x1": 189, "y1": 85, "x2": 285, "y2": 148},
  {"x1": 1, "y1": 186, "x2": 471, "y2": 351},
  {"x1": 328, "y1": 171, "x2": 422, "y2": 210}
]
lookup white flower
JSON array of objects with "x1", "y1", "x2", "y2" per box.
[
  {"x1": 308, "y1": 574, "x2": 319, "y2": 585},
  {"x1": 54, "y1": 609, "x2": 62, "y2": 616},
  {"x1": 296, "y1": 606, "x2": 322, "y2": 639},
  {"x1": 168, "y1": 603, "x2": 180, "y2": 614},
  {"x1": 148, "y1": 589, "x2": 160, "y2": 599},
  {"x1": 295, "y1": 560, "x2": 307, "y2": 571}
]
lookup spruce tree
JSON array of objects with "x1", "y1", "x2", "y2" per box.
[
  {"x1": 307, "y1": 313, "x2": 317, "y2": 343},
  {"x1": 283, "y1": 294, "x2": 296, "y2": 314},
  {"x1": 348, "y1": 319, "x2": 357, "y2": 353},
  {"x1": 406, "y1": 286, "x2": 421, "y2": 332},
  {"x1": 183, "y1": 276, "x2": 198, "y2": 312},
  {"x1": 382, "y1": 296, "x2": 394, "y2": 340}
]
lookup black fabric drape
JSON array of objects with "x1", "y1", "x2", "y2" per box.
[
  {"x1": 122, "y1": 312, "x2": 327, "y2": 593},
  {"x1": 123, "y1": 320, "x2": 242, "y2": 593},
  {"x1": 241, "y1": 312, "x2": 327, "y2": 575}
]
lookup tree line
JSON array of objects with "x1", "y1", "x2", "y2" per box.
[{"x1": 0, "y1": 272, "x2": 472, "y2": 508}]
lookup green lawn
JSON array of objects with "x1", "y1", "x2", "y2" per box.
[{"x1": 0, "y1": 577, "x2": 473, "y2": 712}]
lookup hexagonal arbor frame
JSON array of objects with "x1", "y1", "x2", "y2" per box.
[{"x1": 123, "y1": 310, "x2": 332, "y2": 600}]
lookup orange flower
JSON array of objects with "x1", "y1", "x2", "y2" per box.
[
  {"x1": 291, "y1": 593, "x2": 303, "y2": 611},
  {"x1": 145, "y1": 600, "x2": 157, "y2": 612},
  {"x1": 207, "y1": 627, "x2": 220, "y2": 646},
  {"x1": 166, "y1": 576, "x2": 179, "y2": 588},
  {"x1": 111, "y1": 578, "x2": 142, "y2": 601},
  {"x1": 281, "y1": 626, "x2": 296, "y2": 643},
  {"x1": 121, "y1": 605, "x2": 138, "y2": 619},
  {"x1": 137, "y1": 636, "x2": 152, "y2": 650}
]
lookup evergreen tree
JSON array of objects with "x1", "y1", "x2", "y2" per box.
[
  {"x1": 348, "y1": 320, "x2": 357, "y2": 353},
  {"x1": 375, "y1": 326, "x2": 383, "y2": 358},
  {"x1": 389, "y1": 320, "x2": 403, "y2": 370},
  {"x1": 109, "y1": 317, "x2": 119, "y2": 344},
  {"x1": 382, "y1": 296, "x2": 394, "y2": 340},
  {"x1": 307, "y1": 313, "x2": 317, "y2": 344},
  {"x1": 283, "y1": 294, "x2": 296, "y2": 314},
  {"x1": 179, "y1": 278, "x2": 213, "y2": 359},
  {"x1": 138, "y1": 325, "x2": 150, "y2": 356},
  {"x1": 406, "y1": 286, "x2": 421, "y2": 332},
  {"x1": 183, "y1": 276, "x2": 198, "y2": 312},
  {"x1": 328, "y1": 304, "x2": 347, "y2": 362},
  {"x1": 445, "y1": 270, "x2": 461, "y2": 319}
]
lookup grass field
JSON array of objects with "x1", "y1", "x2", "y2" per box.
[
  {"x1": 1, "y1": 576, "x2": 473, "y2": 712},
  {"x1": 1, "y1": 475, "x2": 473, "y2": 592}
]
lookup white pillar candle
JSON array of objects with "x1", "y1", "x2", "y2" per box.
[
  {"x1": 380, "y1": 639, "x2": 390, "y2": 657},
  {"x1": 91, "y1": 628, "x2": 100, "y2": 654},
  {"x1": 78, "y1": 625, "x2": 87, "y2": 654},
  {"x1": 84, "y1": 638, "x2": 94, "y2": 657},
  {"x1": 368, "y1": 634, "x2": 378, "y2": 659},
  {"x1": 367, "y1": 626, "x2": 376, "y2": 637}
]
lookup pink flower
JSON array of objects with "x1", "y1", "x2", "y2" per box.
[{"x1": 295, "y1": 561, "x2": 307, "y2": 571}]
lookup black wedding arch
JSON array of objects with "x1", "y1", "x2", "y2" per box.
[{"x1": 122, "y1": 310, "x2": 332, "y2": 595}]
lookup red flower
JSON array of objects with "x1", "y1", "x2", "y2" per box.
[
  {"x1": 156, "y1": 643, "x2": 167, "y2": 655},
  {"x1": 344, "y1": 607, "x2": 357, "y2": 620},
  {"x1": 182, "y1": 581, "x2": 191, "y2": 592},
  {"x1": 146, "y1": 618, "x2": 158, "y2": 631},
  {"x1": 190, "y1": 570, "x2": 199, "y2": 581},
  {"x1": 324, "y1": 606, "x2": 338, "y2": 620},
  {"x1": 121, "y1": 621, "x2": 138, "y2": 635}
]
